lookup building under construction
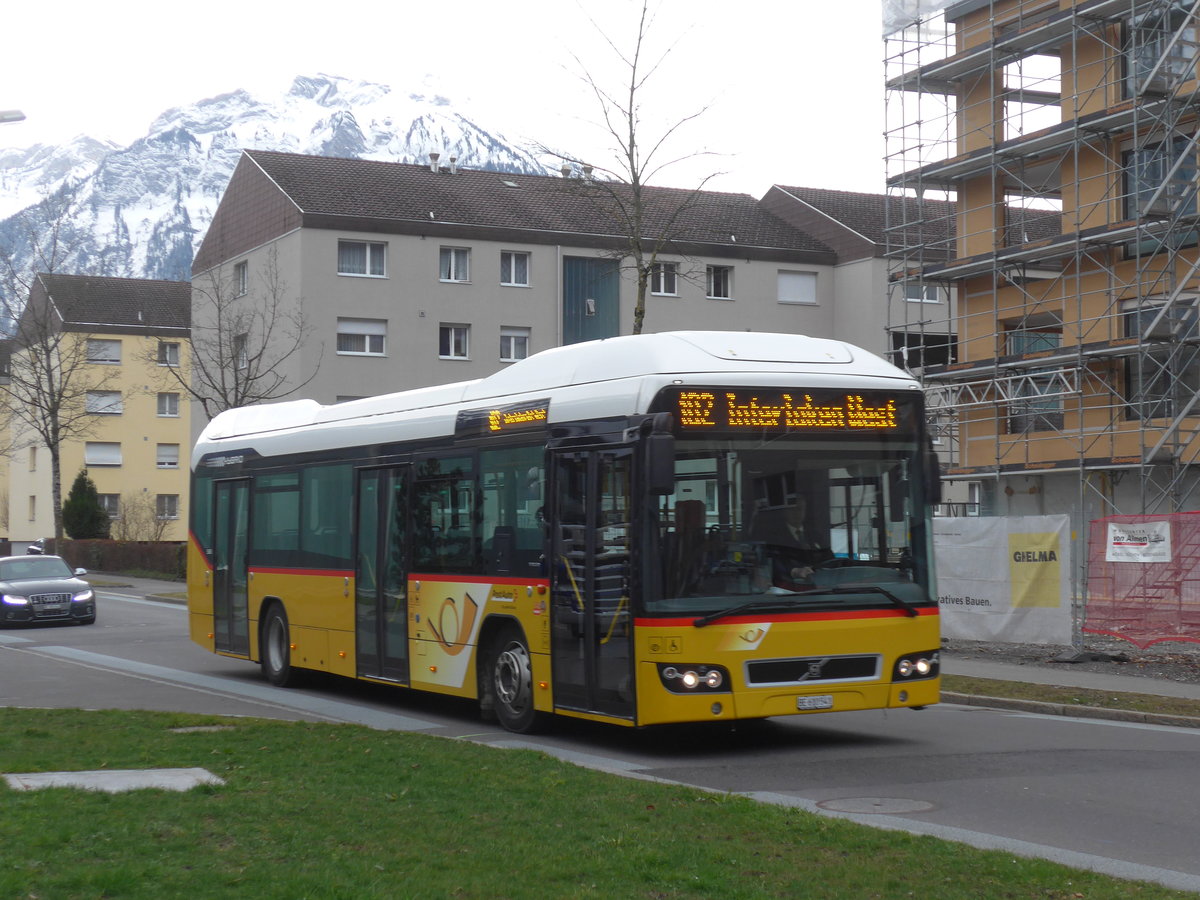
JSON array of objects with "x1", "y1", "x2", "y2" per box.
[{"x1": 885, "y1": 0, "x2": 1200, "y2": 545}]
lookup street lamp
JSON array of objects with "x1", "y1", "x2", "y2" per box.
[{"x1": 0, "y1": 110, "x2": 25, "y2": 124}]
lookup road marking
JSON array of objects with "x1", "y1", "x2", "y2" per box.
[{"x1": 26, "y1": 646, "x2": 441, "y2": 732}]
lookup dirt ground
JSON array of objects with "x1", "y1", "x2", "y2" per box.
[{"x1": 941, "y1": 636, "x2": 1200, "y2": 686}]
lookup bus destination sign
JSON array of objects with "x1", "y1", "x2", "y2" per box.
[
  {"x1": 456, "y1": 399, "x2": 551, "y2": 438},
  {"x1": 669, "y1": 389, "x2": 908, "y2": 433}
]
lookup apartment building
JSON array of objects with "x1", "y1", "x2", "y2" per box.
[
  {"x1": 2, "y1": 274, "x2": 191, "y2": 544},
  {"x1": 886, "y1": 0, "x2": 1200, "y2": 524},
  {"x1": 189, "y1": 150, "x2": 929, "y2": 434}
]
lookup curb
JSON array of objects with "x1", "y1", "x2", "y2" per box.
[
  {"x1": 941, "y1": 691, "x2": 1200, "y2": 729},
  {"x1": 146, "y1": 594, "x2": 188, "y2": 606}
]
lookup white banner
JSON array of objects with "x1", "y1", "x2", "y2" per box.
[
  {"x1": 1105, "y1": 520, "x2": 1172, "y2": 563},
  {"x1": 933, "y1": 515, "x2": 1072, "y2": 645}
]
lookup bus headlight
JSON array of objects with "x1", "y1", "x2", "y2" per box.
[
  {"x1": 658, "y1": 664, "x2": 729, "y2": 693},
  {"x1": 893, "y1": 650, "x2": 939, "y2": 681}
]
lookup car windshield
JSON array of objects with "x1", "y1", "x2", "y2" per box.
[
  {"x1": 646, "y1": 434, "x2": 935, "y2": 617},
  {"x1": 0, "y1": 557, "x2": 74, "y2": 581}
]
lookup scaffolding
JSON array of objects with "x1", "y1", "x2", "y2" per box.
[{"x1": 885, "y1": 0, "x2": 1200, "y2": 538}]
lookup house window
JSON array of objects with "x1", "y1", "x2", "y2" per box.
[
  {"x1": 336, "y1": 318, "x2": 387, "y2": 356},
  {"x1": 157, "y1": 392, "x2": 180, "y2": 417},
  {"x1": 1124, "y1": 299, "x2": 1200, "y2": 420},
  {"x1": 500, "y1": 326, "x2": 530, "y2": 362},
  {"x1": 84, "y1": 442, "x2": 122, "y2": 467},
  {"x1": 440, "y1": 247, "x2": 470, "y2": 282},
  {"x1": 1125, "y1": 6, "x2": 1199, "y2": 95},
  {"x1": 234, "y1": 261, "x2": 248, "y2": 296},
  {"x1": 778, "y1": 271, "x2": 818, "y2": 305},
  {"x1": 27, "y1": 496, "x2": 35, "y2": 522},
  {"x1": 85, "y1": 390, "x2": 123, "y2": 415},
  {"x1": 500, "y1": 251, "x2": 530, "y2": 286},
  {"x1": 86, "y1": 339, "x2": 121, "y2": 364},
  {"x1": 158, "y1": 341, "x2": 180, "y2": 367},
  {"x1": 889, "y1": 332, "x2": 957, "y2": 369},
  {"x1": 28, "y1": 446, "x2": 36, "y2": 472},
  {"x1": 156, "y1": 494, "x2": 180, "y2": 520},
  {"x1": 1124, "y1": 135, "x2": 1198, "y2": 219},
  {"x1": 905, "y1": 283, "x2": 941, "y2": 303},
  {"x1": 156, "y1": 444, "x2": 180, "y2": 469},
  {"x1": 338, "y1": 240, "x2": 386, "y2": 277},
  {"x1": 98, "y1": 494, "x2": 120, "y2": 519},
  {"x1": 439, "y1": 323, "x2": 470, "y2": 359},
  {"x1": 1005, "y1": 328, "x2": 1064, "y2": 433},
  {"x1": 706, "y1": 265, "x2": 733, "y2": 299},
  {"x1": 233, "y1": 333, "x2": 249, "y2": 370},
  {"x1": 651, "y1": 262, "x2": 678, "y2": 295}
]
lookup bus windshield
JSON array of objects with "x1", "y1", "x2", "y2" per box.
[{"x1": 648, "y1": 434, "x2": 934, "y2": 617}]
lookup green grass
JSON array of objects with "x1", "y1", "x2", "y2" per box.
[
  {"x1": 0, "y1": 708, "x2": 1193, "y2": 899},
  {"x1": 943, "y1": 674, "x2": 1200, "y2": 722}
]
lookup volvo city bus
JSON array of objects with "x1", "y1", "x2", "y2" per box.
[{"x1": 188, "y1": 331, "x2": 942, "y2": 732}]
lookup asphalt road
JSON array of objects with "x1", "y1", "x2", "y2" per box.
[{"x1": 3, "y1": 587, "x2": 1199, "y2": 894}]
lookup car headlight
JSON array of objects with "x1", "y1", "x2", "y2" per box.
[
  {"x1": 893, "y1": 650, "x2": 939, "y2": 681},
  {"x1": 1, "y1": 593, "x2": 28, "y2": 605},
  {"x1": 657, "y1": 664, "x2": 730, "y2": 693},
  {"x1": 72, "y1": 589, "x2": 95, "y2": 603}
]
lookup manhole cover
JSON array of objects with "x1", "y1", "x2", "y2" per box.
[{"x1": 816, "y1": 797, "x2": 935, "y2": 814}]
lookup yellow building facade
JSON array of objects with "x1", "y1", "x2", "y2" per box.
[{"x1": 3, "y1": 274, "x2": 191, "y2": 546}]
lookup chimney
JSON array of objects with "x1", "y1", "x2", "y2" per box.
[
  {"x1": 429, "y1": 152, "x2": 440, "y2": 173},
  {"x1": 449, "y1": 155, "x2": 458, "y2": 175},
  {"x1": 582, "y1": 165, "x2": 594, "y2": 182},
  {"x1": 561, "y1": 164, "x2": 572, "y2": 178}
]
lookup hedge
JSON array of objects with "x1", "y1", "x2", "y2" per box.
[{"x1": 52, "y1": 540, "x2": 186, "y2": 580}]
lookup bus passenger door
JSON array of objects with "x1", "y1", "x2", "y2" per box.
[
  {"x1": 355, "y1": 466, "x2": 410, "y2": 682},
  {"x1": 212, "y1": 478, "x2": 250, "y2": 655},
  {"x1": 549, "y1": 450, "x2": 635, "y2": 721}
]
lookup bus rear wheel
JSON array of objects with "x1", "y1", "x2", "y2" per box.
[
  {"x1": 261, "y1": 604, "x2": 300, "y2": 687},
  {"x1": 489, "y1": 626, "x2": 544, "y2": 734}
]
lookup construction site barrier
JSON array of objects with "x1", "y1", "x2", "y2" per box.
[{"x1": 1085, "y1": 513, "x2": 1200, "y2": 649}]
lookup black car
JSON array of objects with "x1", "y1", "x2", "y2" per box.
[{"x1": 0, "y1": 555, "x2": 96, "y2": 625}]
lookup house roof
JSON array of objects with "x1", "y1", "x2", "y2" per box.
[
  {"x1": 239, "y1": 149, "x2": 836, "y2": 257},
  {"x1": 773, "y1": 185, "x2": 1063, "y2": 252},
  {"x1": 34, "y1": 273, "x2": 190, "y2": 332}
]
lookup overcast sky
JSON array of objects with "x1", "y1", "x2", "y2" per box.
[{"x1": 2, "y1": 0, "x2": 888, "y2": 198}]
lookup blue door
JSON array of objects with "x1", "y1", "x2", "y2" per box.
[{"x1": 562, "y1": 257, "x2": 619, "y2": 344}]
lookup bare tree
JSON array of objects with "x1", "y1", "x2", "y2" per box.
[
  {"x1": 158, "y1": 246, "x2": 319, "y2": 420},
  {"x1": 551, "y1": 0, "x2": 721, "y2": 334},
  {"x1": 109, "y1": 493, "x2": 171, "y2": 542},
  {"x1": 0, "y1": 185, "x2": 89, "y2": 328},
  {"x1": 2, "y1": 284, "x2": 114, "y2": 541}
]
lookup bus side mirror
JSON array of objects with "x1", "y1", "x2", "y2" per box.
[{"x1": 647, "y1": 433, "x2": 675, "y2": 495}]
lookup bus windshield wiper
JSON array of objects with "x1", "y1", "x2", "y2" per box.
[
  {"x1": 819, "y1": 585, "x2": 920, "y2": 617},
  {"x1": 693, "y1": 600, "x2": 806, "y2": 628}
]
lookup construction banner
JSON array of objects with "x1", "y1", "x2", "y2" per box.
[
  {"x1": 933, "y1": 515, "x2": 1072, "y2": 644},
  {"x1": 1086, "y1": 513, "x2": 1200, "y2": 648}
]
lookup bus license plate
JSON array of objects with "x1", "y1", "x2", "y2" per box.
[{"x1": 796, "y1": 695, "x2": 834, "y2": 710}]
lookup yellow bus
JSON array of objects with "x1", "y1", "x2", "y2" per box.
[{"x1": 187, "y1": 331, "x2": 941, "y2": 732}]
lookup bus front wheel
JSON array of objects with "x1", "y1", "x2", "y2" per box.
[
  {"x1": 488, "y1": 626, "x2": 544, "y2": 734},
  {"x1": 261, "y1": 604, "x2": 300, "y2": 687}
]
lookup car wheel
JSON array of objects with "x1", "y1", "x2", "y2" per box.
[
  {"x1": 261, "y1": 604, "x2": 300, "y2": 687},
  {"x1": 488, "y1": 625, "x2": 545, "y2": 734}
]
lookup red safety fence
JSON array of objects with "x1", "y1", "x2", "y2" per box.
[{"x1": 1085, "y1": 513, "x2": 1200, "y2": 648}]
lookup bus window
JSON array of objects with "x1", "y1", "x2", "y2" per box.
[
  {"x1": 251, "y1": 473, "x2": 300, "y2": 567},
  {"x1": 413, "y1": 455, "x2": 478, "y2": 573},
  {"x1": 301, "y1": 464, "x2": 353, "y2": 568},
  {"x1": 480, "y1": 446, "x2": 544, "y2": 576}
]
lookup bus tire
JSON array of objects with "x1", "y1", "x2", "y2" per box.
[
  {"x1": 488, "y1": 625, "x2": 544, "y2": 734},
  {"x1": 261, "y1": 603, "x2": 300, "y2": 687}
]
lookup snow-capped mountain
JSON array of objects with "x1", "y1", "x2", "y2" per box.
[{"x1": 0, "y1": 74, "x2": 554, "y2": 297}]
